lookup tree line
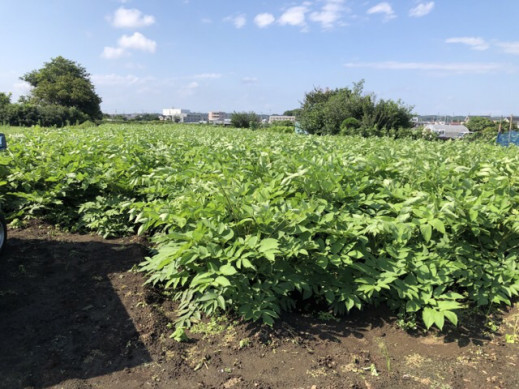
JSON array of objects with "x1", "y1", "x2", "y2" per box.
[{"x1": 4, "y1": 56, "x2": 504, "y2": 141}]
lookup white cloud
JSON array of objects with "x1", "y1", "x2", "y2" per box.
[
  {"x1": 310, "y1": 0, "x2": 347, "y2": 29},
  {"x1": 179, "y1": 81, "x2": 200, "y2": 97},
  {"x1": 446, "y1": 37, "x2": 489, "y2": 51},
  {"x1": 367, "y1": 2, "x2": 396, "y2": 20},
  {"x1": 409, "y1": 2, "x2": 435, "y2": 18},
  {"x1": 234, "y1": 15, "x2": 247, "y2": 29},
  {"x1": 118, "y1": 32, "x2": 157, "y2": 53},
  {"x1": 102, "y1": 32, "x2": 157, "y2": 59},
  {"x1": 279, "y1": 5, "x2": 309, "y2": 27},
  {"x1": 225, "y1": 14, "x2": 246, "y2": 29},
  {"x1": 344, "y1": 61, "x2": 508, "y2": 74},
  {"x1": 13, "y1": 81, "x2": 31, "y2": 96},
  {"x1": 110, "y1": 7, "x2": 155, "y2": 28},
  {"x1": 497, "y1": 41, "x2": 519, "y2": 55},
  {"x1": 194, "y1": 73, "x2": 222, "y2": 79},
  {"x1": 101, "y1": 46, "x2": 127, "y2": 59},
  {"x1": 254, "y1": 13, "x2": 275, "y2": 28}
]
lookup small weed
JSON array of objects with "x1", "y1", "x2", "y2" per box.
[
  {"x1": 504, "y1": 312, "x2": 518, "y2": 344},
  {"x1": 9, "y1": 218, "x2": 23, "y2": 229},
  {"x1": 377, "y1": 339, "x2": 391, "y2": 372},
  {"x1": 171, "y1": 327, "x2": 189, "y2": 342},
  {"x1": 396, "y1": 311, "x2": 417, "y2": 331},
  {"x1": 317, "y1": 311, "x2": 339, "y2": 322},
  {"x1": 190, "y1": 317, "x2": 227, "y2": 337},
  {"x1": 239, "y1": 338, "x2": 250, "y2": 349},
  {"x1": 368, "y1": 363, "x2": 379, "y2": 377},
  {"x1": 485, "y1": 318, "x2": 499, "y2": 333}
]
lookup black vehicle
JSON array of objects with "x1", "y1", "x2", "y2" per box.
[{"x1": 0, "y1": 132, "x2": 7, "y2": 254}]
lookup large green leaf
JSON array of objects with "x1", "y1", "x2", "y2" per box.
[{"x1": 220, "y1": 264, "x2": 237, "y2": 276}]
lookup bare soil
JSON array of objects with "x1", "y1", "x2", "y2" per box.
[{"x1": 0, "y1": 222, "x2": 518, "y2": 389}]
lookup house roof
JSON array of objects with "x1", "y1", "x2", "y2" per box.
[
  {"x1": 425, "y1": 124, "x2": 468, "y2": 131},
  {"x1": 424, "y1": 124, "x2": 470, "y2": 138}
]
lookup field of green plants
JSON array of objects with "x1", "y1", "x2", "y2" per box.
[{"x1": 1, "y1": 124, "x2": 518, "y2": 339}]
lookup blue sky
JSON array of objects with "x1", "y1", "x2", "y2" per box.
[{"x1": 0, "y1": 0, "x2": 518, "y2": 116}]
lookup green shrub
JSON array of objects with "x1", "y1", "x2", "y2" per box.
[{"x1": 1, "y1": 124, "x2": 518, "y2": 338}]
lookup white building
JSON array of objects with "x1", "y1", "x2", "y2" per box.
[
  {"x1": 163, "y1": 108, "x2": 189, "y2": 118},
  {"x1": 424, "y1": 124, "x2": 471, "y2": 139},
  {"x1": 208, "y1": 111, "x2": 229, "y2": 124},
  {"x1": 162, "y1": 108, "x2": 208, "y2": 123},
  {"x1": 269, "y1": 115, "x2": 296, "y2": 124}
]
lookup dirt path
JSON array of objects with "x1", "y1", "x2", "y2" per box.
[{"x1": 0, "y1": 223, "x2": 517, "y2": 389}]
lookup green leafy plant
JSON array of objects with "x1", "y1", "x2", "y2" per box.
[{"x1": 1, "y1": 124, "x2": 518, "y2": 339}]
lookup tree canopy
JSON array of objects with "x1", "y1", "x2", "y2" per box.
[
  {"x1": 283, "y1": 108, "x2": 301, "y2": 117},
  {"x1": 21, "y1": 56, "x2": 102, "y2": 121},
  {"x1": 465, "y1": 117, "x2": 497, "y2": 132},
  {"x1": 298, "y1": 80, "x2": 414, "y2": 137},
  {"x1": 231, "y1": 111, "x2": 260, "y2": 129},
  {"x1": 0, "y1": 92, "x2": 11, "y2": 108}
]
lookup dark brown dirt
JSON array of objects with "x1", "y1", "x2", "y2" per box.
[{"x1": 1, "y1": 222, "x2": 518, "y2": 389}]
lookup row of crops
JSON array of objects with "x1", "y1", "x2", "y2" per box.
[{"x1": 1, "y1": 124, "x2": 518, "y2": 338}]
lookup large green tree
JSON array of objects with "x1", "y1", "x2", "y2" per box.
[
  {"x1": 21, "y1": 56, "x2": 102, "y2": 121},
  {"x1": 231, "y1": 111, "x2": 260, "y2": 129},
  {"x1": 298, "y1": 80, "x2": 414, "y2": 136},
  {"x1": 465, "y1": 116, "x2": 498, "y2": 132}
]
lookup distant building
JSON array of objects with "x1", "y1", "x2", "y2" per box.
[
  {"x1": 208, "y1": 111, "x2": 228, "y2": 123},
  {"x1": 184, "y1": 112, "x2": 208, "y2": 123},
  {"x1": 268, "y1": 115, "x2": 296, "y2": 124},
  {"x1": 163, "y1": 108, "x2": 188, "y2": 118},
  {"x1": 424, "y1": 124, "x2": 471, "y2": 139},
  {"x1": 258, "y1": 114, "x2": 270, "y2": 122},
  {"x1": 162, "y1": 108, "x2": 208, "y2": 123}
]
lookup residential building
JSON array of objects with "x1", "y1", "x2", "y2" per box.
[
  {"x1": 163, "y1": 108, "x2": 189, "y2": 119},
  {"x1": 268, "y1": 115, "x2": 296, "y2": 124},
  {"x1": 424, "y1": 124, "x2": 471, "y2": 139},
  {"x1": 162, "y1": 108, "x2": 208, "y2": 123},
  {"x1": 208, "y1": 111, "x2": 228, "y2": 123},
  {"x1": 184, "y1": 112, "x2": 208, "y2": 123}
]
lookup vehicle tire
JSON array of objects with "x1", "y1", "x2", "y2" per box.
[{"x1": 0, "y1": 213, "x2": 6, "y2": 254}]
